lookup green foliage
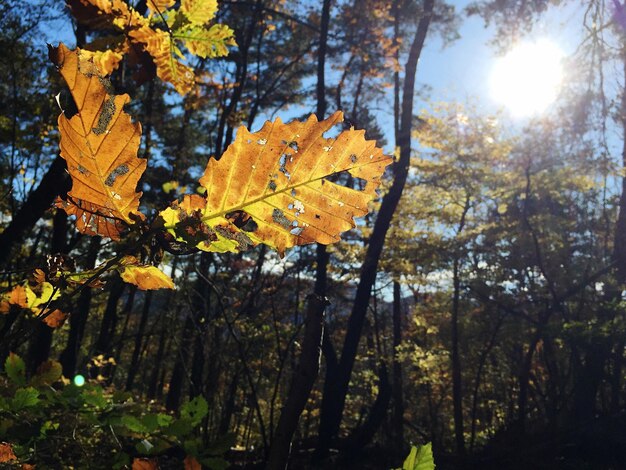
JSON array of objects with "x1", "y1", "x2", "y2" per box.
[
  {"x1": 397, "y1": 443, "x2": 435, "y2": 470},
  {"x1": 0, "y1": 354, "x2": 229, "y2": 468}
]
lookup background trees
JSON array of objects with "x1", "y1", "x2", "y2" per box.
[{"x1": 3, "y1": 0, "x2": 626, "y2": 469}]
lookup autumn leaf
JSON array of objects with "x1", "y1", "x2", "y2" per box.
[
  {"x1": 0, "y1": 443, "x2": 17, "y2": 463},
  {"x1": 31, "y1": 360, "x2": 63, "y2": 386},
  {"x1": 181, "y1": 0, "x2": 218, "y2": 25},
  {"x1": 42, "y1": 309, "x2": 68, "y2": 328},
  {"x1": 132, "y1": 458, "x2": 158, "y2": 470},
  {"x1": 51, "y1": 44, "x2": 146, "y2": 240},
  {"x1": 161, "y1": 111, "x2": 392, "y2": 254},
  {"x1": 0, "y1": 285, "x2": 28, "y2": 313},
  {"x1": 119, "y1": 257, "x2": 175, "y2": 290},
  {"x1": 147, "y1": 0, "x2": 176, "y2": 16},
  {"x1": 184, "y1": 455, "x2": 201, "y2": 470},
  {"x1": 67, "y1": 0, "x2": 234, "y2": 95}
]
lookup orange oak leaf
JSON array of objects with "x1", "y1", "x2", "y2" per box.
[
  {"x1": 51, "y1": 44, "x2": 146, "y2": 240},
  {"x1": 0, "y1": 443, "x2": 17, "y2": 463},
  {"x1": 41, "y1": 309, "x2": 68, "y2": 328},
  {"x1": 183, "y1": 455, "x2": 201, "y2": 470},
  {"x1": 160, "y1": 111, "x2": 392, "y2": 254},
  {"x1": 132, "y1": 458, "x2": 158, "y2": 470},
  {"x1": 0, "y1": 285, "x2": 29, "y2": 313}
]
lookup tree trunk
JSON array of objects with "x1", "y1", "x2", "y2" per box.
[
  {"x1": 125, "y1": 290, "x2": 154, "y2": 390},
  {"x1": 27, "y1": 209, "x2": 68, "y2": 374},
  {"x1": 59, "y1": 236, "x2": 101, "y2": 377},
  {"x1": 315, "y1": 0, "x2": 435, "y2": 458},
  {"x1": 267, "y1": 295, "x2": 326, "y2": 470},
  {"x1": 391, "y1": 281, "x2": 405, "y2": 456}
]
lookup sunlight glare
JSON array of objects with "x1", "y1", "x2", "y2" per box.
[{"x1": 490, "y1": 39, "x2": 564, "y2": 117}]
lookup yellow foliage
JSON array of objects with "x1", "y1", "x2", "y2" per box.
[
  {"x1": 119, "y1": 257, "x2": 175, "y2": 290},
  {"x1": 67, "y1": 0, "x2": 235, "y2": 95},
  {"x1": 161, "y1": 111, "x2": 392, "y2": 254}
]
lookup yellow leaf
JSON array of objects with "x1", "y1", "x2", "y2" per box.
[
  {"x1": 147, "y1": 0, "x2": 175, "y2": 15},
  {"x1": 175, "y1": 24, "x2": 236, "y2": 59},
  {"x1": 78, "y1": 48, "x2": 126, "y2": 75},
  {"x1": 120, "y1": 265, "x2": 175, "y2": 290},
  {"x1": 161, "y1": 111, "x2": 392, "y2": 254},
  {"x1": 51, "y1": 44, "x2": 146, "y2": 240},
  {"x1": 129, "y1": 26, "x2": 196, "y2": 95},
  {"x1": 181, "y1": 0, "x2": 218, "y2": 25},
  {"x1": 25, "y1": 282, "x2": 60, "y2": 313}
]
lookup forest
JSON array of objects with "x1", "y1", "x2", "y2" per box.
[{"x1": 1, "y1": 0, "x2": 626, "y2": 468}]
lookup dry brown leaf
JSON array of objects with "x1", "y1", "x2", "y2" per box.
[
  {"x1": 0, "y1": 285, "x2": 29, "y2": 314},
  {"x1": 132, "y1": 458, "x2": 158, "y2": 470},
  {"x1": 183, "y1": 456, "x2": 201, "y2": 470},
  {"x1": 51, "y1": 44, "x2": 146, "y2": 240},
  {"x1": 42, "y1": 309, "x2": 68, "y2": 328},
  {"x1": 0, "y1": 443, "x2": 17, "y2": 463},
  {"x1": 161, "y1": 111, "x2": 391, "y2": 254}
]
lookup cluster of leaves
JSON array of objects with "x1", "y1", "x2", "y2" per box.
[
  {"x1": 0, "y1": 353, "x2": 230, "y2": 469},
  {"x1": 67, "y1": 0, "x2": 236, "y2": 94}
]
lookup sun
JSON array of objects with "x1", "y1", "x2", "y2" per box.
[{"x1": 490, "y1": 39, "x2": 564, "y2": 117}]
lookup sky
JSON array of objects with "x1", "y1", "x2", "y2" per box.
[
  {"x1": 416, "y1": 0, "x2": 585, "y2": 117},
  {"x1": 37, "y1": 0, "x2": 593, "y2": 137}
]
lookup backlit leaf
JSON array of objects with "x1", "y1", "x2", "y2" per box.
[
  {"x1": 181, "y1": 0, "x2": 218, "y2": 25},
  {"x1": 67, "y1": 0, "x2": 234, "y2": 95},
  {"x1": 161, "y1": 111, "x2": 392, "y2": 254},
  {"x1": 174, "y1": 24, "x2": 236, "y2": 59},
  {"x1": 51, "y1": 44, "x2": 146, "y2": 240},
  {"x1": 402, "y1": 443, "x2": 435, "y2": 470},
  {"x1": 120, "y1": 263, "x2": 175, "y2": 291},
  {"x1": 147, "y1": 0, "x2": 175, "y2": 16}
]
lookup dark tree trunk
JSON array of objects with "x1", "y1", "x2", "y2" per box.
[
  {"x1": 391, "y1": 281, "x2": 405, "y2": 456},
  {"x1": 267, "y1": 295, "x2": 326, "y2": 470},
  {"x1": 0, "y1": 136, "x2": 69, "y2": 266},
  {"x1": 314, "y1": 0, "x2": 333, "y2": 300},
  {"x1": 315, "y1": 0, "x2": 435, "y2": 458},
  {"x1": 27, "y1": 209, "x2": 68, "y2": 375},
  {"x1": 93, "y1": 276, "x2": 126, "y2": 357},
  {"x1": 125, "y1": 290, "x2": 154, "y2": 390},
  {"x1": 59, "y1": 236, "x2": 101, "y2": 377}
]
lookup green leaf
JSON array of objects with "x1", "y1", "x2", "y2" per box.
[
  {"x1": 402, "y1": 443, "x2": 435, "y2": 470},
  {"x1": 181, "y1": 396, "x2": 208, "y2": 426},
  {"x1": 5, "y1": 352, "x2": 26, "y2": 386},
  {"x1": 83, "y1": 388, "x2": 109, "y2": 409},
  {"x1": 11, "y1": 387, "x2": 40, "y2": 411},
  {"x1": 141, "y1": 413, "x2": 173, "y2": 433},
  {"x1": 122, "y1": 415, "x2": 148, "y2": 433}
]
